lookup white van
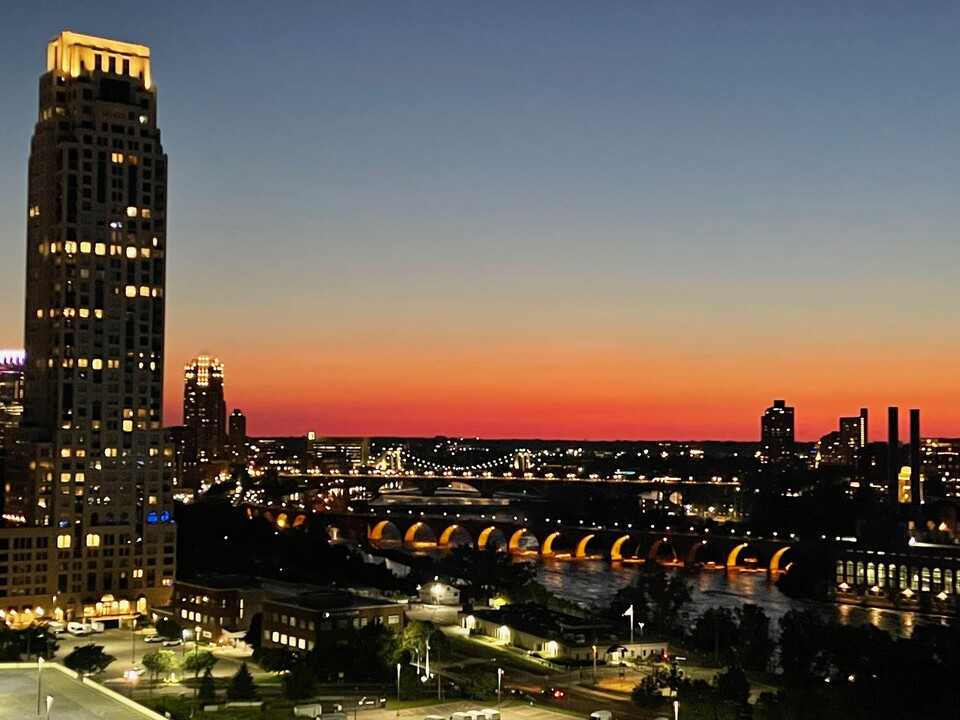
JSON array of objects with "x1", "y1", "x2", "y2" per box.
[
  {"x1": 589, "y1": 711, "x2": 613, "y2": 720},
  {"x1": 67, "y1": 621, "x2": 92, "y2": 636}
]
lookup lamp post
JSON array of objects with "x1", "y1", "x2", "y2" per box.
[
  {"x1": 639, "y1": 622, "x2": 645, "y2": 640},
  {"x1": 592, "y1": 645, "x2": 597, "y2": 684},
  {"x1": 131, "y1": 617, "x2": 137, "y2": 664},
  {"x1": 673, "y1": 699, "x2": 680, "y2": 720},
  {"x1": 497, "y1": 668, "x2": 503, "y2": 710},
  {"x1": 36, "y1": 656, "x2": 44, "y2": 719},
  {"x1": 396, "y1": 662, "x2": 401, "y2": 706},
  {"x1": 192, "y1": 625, "x2": 202, "y2": 715},
  {"x1": 181, "y1": 629, "x2": 189, "y2": 661}
]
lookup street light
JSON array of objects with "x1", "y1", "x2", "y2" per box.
[
  {"x1": 396, "y1": 662, "x2": 401, "y2": 708},
  {"x1": 192, "y1": 625, "x2": 201, "y2": 713},
  {"x1": 131, "y1": 617, "x2": 137, "y2": 664},
  {"x1": 36, "y1": 656, "x2": 44, "y2": 718},
  {"x1": 639, "y1": 622, "x2": 645, "y2": 640},
  {"x1": 592, "y1": 645, "x2": 597, "y2": 684},
  {"x1": 181, "y1": 629, "x2": 189, "y2": 661},
  {"x1": 497, "y1": 668, "x2": 503, "y2": 710},
  {"x1": 673, "y1": 699, "x2": 680, "y2": 720}
]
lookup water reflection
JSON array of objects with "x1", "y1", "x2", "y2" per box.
[{"x1": 533, "y1": 559, "x2": 944, "y2": 639}]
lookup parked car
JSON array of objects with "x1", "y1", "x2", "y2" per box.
[
  {"x1": 161, "y1": 638, "x2": 182, "y2": 647},
  {"x1": 143, "y1": 634, "x2": 164, "y2": 643}
]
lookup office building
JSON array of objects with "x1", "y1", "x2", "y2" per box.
[
  {"x1": 0, "y1": 349, "x2": 25, "y2": 443},
  {"x1": 760, "y1": 399, "x2": 794, "y2": 463},
  {"x1": 183, "y1": 355, "x2": 227, "y2": 463},
  {"x1": 3, "y1": 32, "x2": 175, "y2": 619}
]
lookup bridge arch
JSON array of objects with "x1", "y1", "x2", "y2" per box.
[
  {"x1": 542, "y1": 532, "x2": 563, "y2": 557},
  {"x1": 508, "y1": 529, "x2": 539, "y2": 553},
  {"x1": 610, "y1": 535, "x2": 632, "y2": 561},
  {"x1": 404, "y1": 521, "x2": 437, "y2": 546},
  {"x1": 438, "y1": 524, "x2": 474, "y2": 548},
  {"x1": 647, "y1": 538, "x2": 678, "y2": 565},
  {"x1": 369, "y1": 520, "x2": 401, "y2": 543},
  {"x1": 726, "y1": 543, "x2": 749, "y2": 568},
  {"x1": 478, "y1": 526, "x2": 507, "y2": 551},
  {"x1": 575, "y1": 534, "x2": 597, "y2": 559},
  {"x1": 685, "y1": 540, "x2": 708, "y2": 566},
  {"x1": 769, "y1": 545, "x2": 793, "y2": 574}
]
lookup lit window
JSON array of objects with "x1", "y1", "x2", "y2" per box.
[
  {"x1": 80, "y1": 241, "x2": 91, "y2": 253},
  {"x1": 64, "y1": 241, "x2": 77, "y2": 254},
  {"x1": 139, "y1": 286, "x2": 150, "y2": 297},
  {"x1": 122, "y1": 420, "x2": 133, "y2": 432},
  {"x1": 126, "y1": 246, "x2": 137, "y2": 259},
  {"x1": 85, "y1": 534, "x2": 101, "y2": 548},
  {"x1": 92, "y1": 359, "x2": 102, "y2": 370},
  {"x1": 126, "y1": 207, "x2": 138, "y2": 217},
  {"x1": 125, "y1": 286, "x2": 137, "y2": 298},
  {"x1": 95, "y1": 243, "x2": 106, "y2": 255},
  {"x1": 57, "y1": 534, "x2": 71, "y2": 549},
  {"x1": 111, "y1": 152, "x2": 124, "y2": 163},
  {"x1": 142, "y1": 209, "x2": 151, "y2": 218}
]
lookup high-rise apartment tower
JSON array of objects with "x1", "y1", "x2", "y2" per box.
[
  {"x1": 760, "y1": 399, "x2": 795, "y2": 463},
  {"x1": 183, "y1": 356, "x2": 227, "y2": 462},
  {"x1": 4, "y1": 32, "x2": 175, "y2": 618}
]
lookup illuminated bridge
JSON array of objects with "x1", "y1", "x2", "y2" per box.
[{"x1": 323, "y1": 513, "x2": 794, "y2": 575}]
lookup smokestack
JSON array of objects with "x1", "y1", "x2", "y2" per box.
[
  {"x1": 910, "y1": 408, "x2": 921, "y2": 510},
  {"x1": 887, "y1": 407, "x2": 899, "y2": 506}
]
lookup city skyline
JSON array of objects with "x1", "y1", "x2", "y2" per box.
[{"x1": 2, "y1": 3, "x2": 959, "y2": 440}]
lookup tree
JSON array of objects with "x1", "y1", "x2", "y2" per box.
[
  {"x1": 253, "y1": 646, "x2": 299, "y2": 673},
  {"x1": 689, "y1": 607, "x2": 738, "y2": 666},
  {"x1": 198, "y1": 668, "x2": 217, "y2": 705},
  {"x1": 611, "y1": 567, "x2": 691, "y2": 634},
  {"x1": 180, "y1": 648, "x2": 218, "y2": 675},
  {"x1": 714, "y1": 665, "x2": 751, "y2": 719},
  {"x1": 736, "y1": 605, "x2": 774, "y2": 672},
  {"x1": 244, "y1": 613, "x2": 263, "y2": 650},
  {"x1": 155, "y1": 617, "x2": 183, "y2": 641},
  {"x1": 226, "y1": 662, "x2": 258, "y2": 701},
  {"x1": 283, "y1": 660, "x2": 318, "y2": 700},
  {"x1": 64, "y1": 643, "x2": 115, "y2": 676},
  {"x1": 631, "y1": 669, "x2": 669, "y2": 709},
  {"x1": 142, "y1": 649, "x2": 179, "y2": 686}
]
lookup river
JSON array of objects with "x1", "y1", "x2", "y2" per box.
[{"x1": 534, "y1": 558, "x2": 950, "y2": 638}]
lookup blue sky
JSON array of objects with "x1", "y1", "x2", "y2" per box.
[{"x1": 1, "y1": 2, "x2": 958, "y2": 438}]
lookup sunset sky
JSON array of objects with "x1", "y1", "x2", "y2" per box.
[{"x1": 1, "y1": 2, "x2": 959, "y2": 440}]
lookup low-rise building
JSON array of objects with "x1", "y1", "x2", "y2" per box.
[
  {"x1": 459, "y1": 604, "x2": 667, "y2": 663},
  {"x1": 171, "y1": 575, "x2": 263, "y2": 644},
  {"x1": 262, "y1": 589, "x2": 405, "y2": 653}
]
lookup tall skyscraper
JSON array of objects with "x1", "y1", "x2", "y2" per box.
[
  {"x1": 760, "y1": 399, "x2": 794, "y2": 463},
  {"x1": 228, "y1": 408, "x2": 247, "y2": 464},
  {"x1": 183, "y1": 355, "x2": 227, "y2": 462},
  {"x1": 3, "y1": 32, "x2": 175, "y2": 619}
]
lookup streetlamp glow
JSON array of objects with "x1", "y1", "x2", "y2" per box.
[{"x1": 497, "y1": 667, "x2": 504, "y2": 710}]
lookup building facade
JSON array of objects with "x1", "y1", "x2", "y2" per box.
[
  {"x1": 760, "y1": 399, "x2": 794, "y2": 463},
  {"x1": 3, "y1": 32, "x2": 175, "y2": 618},
  {"x1": 183, "y1": 355, "x2": 227, "y2": 463}
]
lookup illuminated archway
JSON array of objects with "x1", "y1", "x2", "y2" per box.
[
  {"x1": 648, "y1": 539, "x2": 678, "y2": 565},
  {"x1": 404, "y1": 521, "x2": 437, "y2": 545},
  {"x1": 726, "y1": 543, "x2": 748, "y2": 568},
  {"x1": 438, "y1": 525, "x2": 474, "y2": 548},
  {"x1": 276, "y1": 513, "x2": 289, "y2": 529},
  {"x1": 508, "y1": 529, "x2": 539, "y2": 552},
  {"x1": 769, "y1": 546, "x2": 793, "y2": 574},
  {"x1": 610, "y1": 535, "x2": 632, "y2": 561},
  {"x1": 575, "y1": 534, "x2": 596, "y2": 559},
  {"x1": 685, "y1": 540, "x2": 708, "y2": 567},
  {"x1": 369, "y1": 520, "x2": 401, "y2": 542},
  {"x1": 542, "y1": 532, "x2": 562, "y2": 556},
  {"x1": 478, "y1": 526, "x2": 507, "y2": 551},
  {"x1": 292, "y1": 514, "x2": 306, "y2": 528}
]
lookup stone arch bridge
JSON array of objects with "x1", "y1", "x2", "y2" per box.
[{"x1": 325, "y1": 514, "x2": 793, "y2": 575}]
